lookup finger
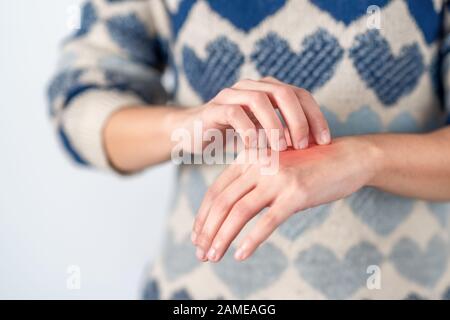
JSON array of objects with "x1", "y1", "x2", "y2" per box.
[
  {"x1": 192, "y1": 163, "x2": 242, "y2": 245},
  {"x1": 234, "y1": 199, "x2": 295, "y2": 261},
  {"x1": 213, "y1": 87, "x2": 287, "y2": 151},
  {"x1": 262, "y1": 77, "x2": 331, "y2": 145},
  {"x1": 206, "y1": 186, "x2": 272, "y2": 262},
  {"x1": 196, "y1": 174, "x2": 256, "y2": 261},
  {"x1": 294, "y1": 88, "x2": 330, "y2": 145},
  {"x1": 235, "y1": 79, "x2": 310, "y2": 150},
  {"x1": 213, "y1": 104, "x2": 258, "y2": 148}
]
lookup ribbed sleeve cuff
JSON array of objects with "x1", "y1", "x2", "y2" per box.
[{"x1": 61, "y1": 90, "x2": 145, "y2": 170}]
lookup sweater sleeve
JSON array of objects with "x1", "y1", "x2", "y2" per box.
[{"x1": 47, "y1": 0, "x2": 168, "y2": 170}]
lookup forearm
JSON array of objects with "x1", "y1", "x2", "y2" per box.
[
  {"x1": 104, "y1": 105, "x2": 188, "y2": 173},
  {"x1": 362, "y1": 127, "x2": 450, "y2": 201}
]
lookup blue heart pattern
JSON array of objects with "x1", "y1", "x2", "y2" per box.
[
  {"x1": 72, "y1": 1, "x2": 98, "y2": 38},
  {"x1": 347, "y1": 187, "x2": 414, "y2": 236},
  {"x1": 183, "y1": 37, "x2": 244, "y2": 102},
  {"x1": 390, "y1": 236, "x2": 448, "y2": 288},
  {"x1": 278, "y1": 204, "x2": 332, "y2": 240},
  {"x1": 310, "y1": 0, "x2": 442, "y2": 45},
  {"x1": 206, "y1": 0, "x2": 287, "y2": 32},
  {"x1": 165, "y1": 0, "x2": 197, "y2": 38},
  {"x1": 322, "y1": 105, "x2": 432, "y2": 138},
  {"x1": 162, "y1": 231, "x2": 202, "y2": 281},
  {"x1": 427, "y1": 202, "x2": 450, "y2": 227},
  {"x1": 349, "y1": 30, "x2": 424, "y2": 106},
  {"x1": 170, "y1": 288, "x2": 193, "y2": 300},
  {"x1": 310, "y1": 0, "x2": 389, "y2": 26},
  {"x1": 404, "y1": 287, "x2": 450, "y2": 300},
  {"x1": 142, "y1": 279, "x2": 160, "y2": 300},
  {"x1": 182, "y1": 166, "x2": 208, "y2": 215},
  {"x1": 295, "y1": 242, "x2": 383, "y2": 299},
  {"x1": 323, "y1": 105, "x2": 383, "y2": 137},
  {"x1": 142, "y1": 278, "x2": 194, "y2": 300},
  {"x1": 405, "y1": 0, "x2": 443, "y2": 45},
  {"x1": 106, "y1": 13, "x2": 163, "y2": 67},
  {"x1": 251, "y1": 29, "x2": 344, "y2": 93},
  {"x1": 212, "y1": 243, "x2": 288, "y2": 298}
]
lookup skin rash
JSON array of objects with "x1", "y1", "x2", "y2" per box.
[
  {"x1": 191, "y1": 137, "x2": 377, "y2": 263},
  {"x1": 103, "y1": 76, "x2": 450, "y2": 263}
]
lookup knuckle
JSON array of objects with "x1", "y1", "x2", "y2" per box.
[
  {"x1": 292, "y1": 180, "x2": 309, "y2": 200},
  {"x1": 312, "y1": 114, "x2": 327, "y2": 129},
  {"x1": 297, "y1": 87, "x2": 312, "y2": 98},
  {"x1": 218, "y1": 87, "x2": 234, "y2": 98},
  {"x1": 292, "y1": 121, "x2": 309, "y2": 135},
  {"x1": 232, "y1": 202, "x2": 250, "y2": 218},
  {"x1": 205, "y1": 187, "x2": 218, "y2": 202},
  {"x1": 197, "y1": 232, "x2": 212, "y2": 247},
  {"x1": 235, "y1": 78, "x2": 253, "y2": 87},
  {"x1": 252, "y1": 91, "x2": 269, "y2": 104},
  {"x1": 262, "y1": 76, "x2": 278, "y2": 82},
  {"x1": 264, "y1": 213, "x2": 280, "y2": 228},
  {"x1": 212, "y1": 196, "x2": 230, "y2": 213},
  {"x1": 276, "y1": 86, "x2": 295, "y2": 100},
  {"x1": 225, "y1": 105, "x2": 241, "y2": 118}
]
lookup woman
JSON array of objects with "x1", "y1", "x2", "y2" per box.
[{"x1": 49, "y1": 0, "x2": 450, "y2": 299}]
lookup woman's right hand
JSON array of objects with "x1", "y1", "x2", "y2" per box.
[
  {"x1": 104, "y1": 77, "x2": 331, "y2": 172},
  {"x1": 178, "y1": 77, "x2": 331, "y2": 153}
]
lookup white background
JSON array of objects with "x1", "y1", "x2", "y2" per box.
[{"x1": 0, "y1": 0, "x2": 173, "y2": 299}]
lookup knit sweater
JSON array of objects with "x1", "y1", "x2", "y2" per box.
[{"x1": 49, "y1": 0, "x2": 450, "y2": 299}]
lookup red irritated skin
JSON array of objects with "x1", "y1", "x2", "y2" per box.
[{"x1": 191, "y1": 136, "x2": 382, "y2": 263}]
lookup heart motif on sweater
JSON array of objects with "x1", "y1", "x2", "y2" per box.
[
  {"x1": 212, "y1": 243, "x2": 288, "y2": 298},
  {"x1": 278, "y1": 204, "x2": 332, "y2": 240},
  {"x1": 183, "y1": 37, "x2": 244, "y2": 102},
  {"x1": 310, "y1": 0, "x2": 389, "y2": 26},
  {"x1": 295, "y1": 242, "x2": 383, "y2": 299},
  {"x1": 322, "y1": 106, "x2": 383, "y2": 137},
  {"x1": 323, "y1": 105, "x2": 434, "y2": 138},
  {"x1": 166, "y1": 0, "x2": 197, "y2": 38},
  {"x1": 390, "y1": 236, "x2": 448, "y2": 288},
  {"x1": 251, "y1": 29, "x2": 344, "y2": 93},
  {"x1": 206, "y1": 0, "x2": 287, "y2": 32},
  {"x1": 183, "y1": 166, "x2": 208, "y2": 215},
  {"x1": 349, "y1": 30, "x2": 424, "y2": 106},
  {"x1": 73, "y1": 1, "x2": 98, "y2": 38},
  {"x1": 427, "y1": 202, "x2": 450, "y2": 227},
  {"x1": 106, "y1": 13, "x2": 161, "y2": 66},
  {"x1": 347, "y1": 187, "x2": 414, "y2": 236},
  {"x1": 142, "y1": 279, "x2": 160, "y2": 300},
  {"x1": 405, "y1": 0, "x2": 442, "y2": 45},
  {"x1": 162, "y1": 232, "x2": 201, "y2": 281}
]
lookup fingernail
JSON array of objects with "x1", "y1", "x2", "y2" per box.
[
  {"x1": 234, "y1": 242, "x2": 249, "y2": 261},
  {"x1": 234, "y1": 248, "x2": 245, "y2": 261},
  {"x1": 320, "y1": 130, "x2": 331, "y2": 145},
  {"x1": 191, "y1": 232, "x2": 197, "y2": 244},
  {"x1": 207, "y1": 248, "x2": 217, "y2": 262},
  {"x1": 277, "y1": 138, "x2": 287, "y2": 151},
  {"x1": 196, "y1": 247, "x2": 206, "y2": 260},
  {"x1": 297, "y1": 137, "x2": 308, "y2": 150}
]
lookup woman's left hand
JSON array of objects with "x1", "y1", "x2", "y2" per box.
[{"x1": 191, "y1": 136, "x2": 383, "y2": 262}]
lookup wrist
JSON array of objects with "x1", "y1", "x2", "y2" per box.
[
  {"x1": 353, "y1": 135, "x2": 386, "y2": 187},
  {"x1": 337, "y1": 135, "x2": 386, "y2": 188},
  {"x1": 165, "y1": 105, "x2": 201, "y2": 133}
]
